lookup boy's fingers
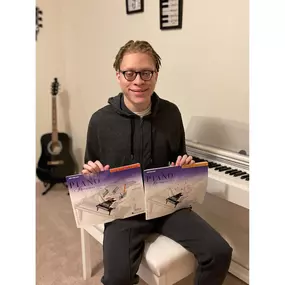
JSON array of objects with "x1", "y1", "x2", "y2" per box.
[
  {"x1": 87, "y1": 161, "x2": 99, "y2": 172},
  {"x1": 175, "y1": 155, "x2": 182, "y2": 166},
  {"x1": 81, "y1": 169, "x2": 89, "y2": 174},
  {"x1": 179, "y1": 154, "x2": 188, "y2": 166},
  {"x1": 83, "y1": 163, "x2": 94, "y2": 173},
  {"x1": 95, "y1": 160, "x2": 104, "y2": 171},
  {"x1": 185, "y1": 155, "x2": 193, "y2": 164}
]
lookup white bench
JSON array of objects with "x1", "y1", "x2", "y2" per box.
[{"x1": 81, "y1": 223, "x2": 197, "y2": 285}]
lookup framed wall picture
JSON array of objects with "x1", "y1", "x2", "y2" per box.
[
  {"x1": 160, "y1": 0, "x2": 183, "y2": 30},
  {"x1": 126, "y1": 0, "x2": 144, "y2": 14}
]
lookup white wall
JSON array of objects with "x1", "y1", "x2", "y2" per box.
[{"x1": 36, "y1": 0, "x2": 249, "y2": 165}]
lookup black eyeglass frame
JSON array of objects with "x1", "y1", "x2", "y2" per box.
[{"x1": 120, "y1": 70, "x2": 156, "y2": 81}]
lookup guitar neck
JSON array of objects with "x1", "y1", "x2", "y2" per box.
[{"x1": 52, "y1": 96, "x2": 58, "y2": 142}]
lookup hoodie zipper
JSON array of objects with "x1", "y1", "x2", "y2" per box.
[{"x1": 140, "y1": 117, "x2": 144, "y2": 170}]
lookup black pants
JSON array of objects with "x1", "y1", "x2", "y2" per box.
[{"x1": 101, "y1": 208, "x2": 232, "y2": 285}]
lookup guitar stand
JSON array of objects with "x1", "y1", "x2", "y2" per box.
[{"x1": 41, "y1": 181, "x2": 69, "y2": 195}]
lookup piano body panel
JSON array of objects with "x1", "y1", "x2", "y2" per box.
[
  {"x1": 184, "y1": 117, "x2": 249, "y2": 283},
  {"x1": 192, "y1": 193, "x2": 249, "y2": 282},
  {"x1": 206, "y1": 176, "x2": 249, "y2": 209}
]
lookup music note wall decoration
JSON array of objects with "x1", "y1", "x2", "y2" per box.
[
  {"x1": 36, "y1": 6, "x2": 43, "y2": 40},
  {"x1": 160, "y1": 0, "x2": 183, "y2": 30}
]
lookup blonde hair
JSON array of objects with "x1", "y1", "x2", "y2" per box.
[{"x1": 113, "y1": 40, "x2": 161, "y2": 72}]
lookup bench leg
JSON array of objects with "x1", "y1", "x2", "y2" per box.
[{"x1": 80, "y1": 228, "x2": 92, "y2": 280}]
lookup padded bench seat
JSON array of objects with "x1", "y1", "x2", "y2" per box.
[{"x1": 81, "y1": 223, "x2": 197, "y2": 285}]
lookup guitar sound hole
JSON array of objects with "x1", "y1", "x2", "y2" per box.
[{"x1": 47, "y1": 140, "x2": 63, "y2": 155}]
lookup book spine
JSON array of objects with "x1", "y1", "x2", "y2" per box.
[
  {"x1": 110, "y1": 163, "x2": 141, "y2": 173},
  {"x1": 181, "y1": 161, "x2": 208, "y2": 168}
]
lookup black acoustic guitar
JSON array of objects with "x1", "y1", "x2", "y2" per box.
[{"x1": 36, "y1": 78, "x2": 76, "y2": 195}]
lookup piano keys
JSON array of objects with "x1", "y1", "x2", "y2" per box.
[{"x1": 186, "y1": 140, "x2": 249, "y2": 209}]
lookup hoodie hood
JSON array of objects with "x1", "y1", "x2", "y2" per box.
[{"x1": 107, "y1": 92, "x2": 161, "y2": 118}]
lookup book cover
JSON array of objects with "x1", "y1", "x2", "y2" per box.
[
  {"x1": 143, "y1": 162, "x2": 208, "y2": 220},
  {"x1": 66, "y1": 163, "x2": 145, "y2": 227}
]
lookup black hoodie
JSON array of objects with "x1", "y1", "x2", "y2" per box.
[{"x1": 84, "y1": 92, "x2": 187, "y2": 171}]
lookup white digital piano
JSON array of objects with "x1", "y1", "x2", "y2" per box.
[{"x1": 185, "y1": 116, "x2": 249, "y2": 284}]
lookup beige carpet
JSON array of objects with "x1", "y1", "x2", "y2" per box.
[{"x1": 36, "y1": 182, "x2": 246, "y2": 285}]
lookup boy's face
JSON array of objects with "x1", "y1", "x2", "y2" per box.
[{"x1": 116, "y1": 52, "x2": 158, "y2": 112}]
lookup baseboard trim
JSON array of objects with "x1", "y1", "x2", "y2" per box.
[{"x1": 229, "y1": 260, "x2": 249, "y2": 284}]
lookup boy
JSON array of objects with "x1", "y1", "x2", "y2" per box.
[{"x1": 82, "y1": 40, "x2": 232, "y2": 285}]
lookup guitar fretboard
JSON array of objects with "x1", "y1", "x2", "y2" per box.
[{"x1": 52, "y1": 96, "x2": 58, "y2": 143}]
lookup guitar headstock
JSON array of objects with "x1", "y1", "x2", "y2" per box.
[{"x1": 51, "y1": 78, "x2": 60, "y2": 96}]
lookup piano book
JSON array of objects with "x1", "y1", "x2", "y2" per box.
[
  {"x1": 66, "y1": 163, "x2": 145, "y2": 227},
  {"x1": 143, "y1": 162, "x2": 209, "y2": 220}
]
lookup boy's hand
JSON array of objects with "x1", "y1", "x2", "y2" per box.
[
  {"x1": 82, "y1": 160, "x2": 110, "y2": 174},
  {"x1": 171, "y1": 155, "x2": 195, "y2": 167}
]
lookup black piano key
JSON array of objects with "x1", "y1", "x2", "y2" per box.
[
  {"x1": 229, "y1": 170, "x2": 242, "y2": 176},
  {"x1": 192, "y1": 156, "x2": 200, "y2": 161},
  {"x1": 225, "y1": 169, "x2": 238, "y2": 174},
  {"x1": 233, "y1": 171, "x2": 247, "y2": 177},
  {"x1": 219, "y1": 167, "x2": 231, "y2": 172},
  {"x1": 246, "y1": 177, "x2": 249, "y2": 181},
  {"x1": 214, "y1": 166, "x2": 227, "y2": 170},
  {"x1": 214, "y1": 164, "x2": 221, "y2": 167},
  {"x1": 209, "y1": 163, "x2": 221, "y2": 168},
  {"x1": 241, "y1": 174, "x2": 249, "y2": 179}
]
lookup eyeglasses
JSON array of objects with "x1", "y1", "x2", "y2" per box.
[{"x1": 120, "y1": 70, "x2": 156, "y2": 81}]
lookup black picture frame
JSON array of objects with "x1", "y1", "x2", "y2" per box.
[
  {"x1": 126, "y1": 0, "x2": 144, "y2": 14},
  {"x1": 160, "y1": 0, "x2": 183, "y2": 30}
]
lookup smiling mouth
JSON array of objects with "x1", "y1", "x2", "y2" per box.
[{"x1": 130, "y1": 89, "x2": 148, "y2": 93}]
